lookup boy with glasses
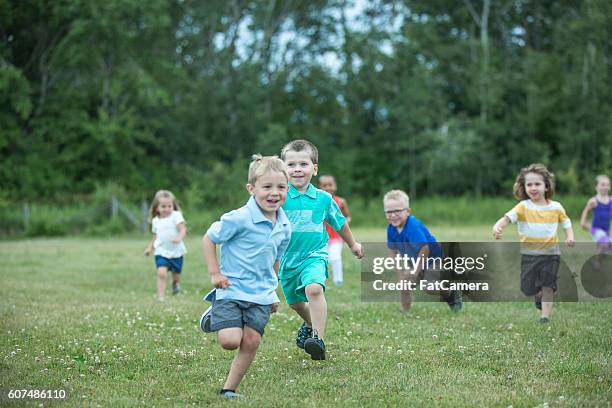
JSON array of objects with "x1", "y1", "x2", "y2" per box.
[{"x1": 383, "y1": 189, "x2": 462, "y2": 313}]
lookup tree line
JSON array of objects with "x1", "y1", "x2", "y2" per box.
[{"x1": 2, "y1": 0, "x2": 611, "y2": 204}]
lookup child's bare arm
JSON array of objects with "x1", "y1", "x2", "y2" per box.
[
  {"x1": 340, "y1": 198, "x2": 352, "y2": 223},
  {"x1": 338, "y1": 223, "x2": 363, "y2": 258},
  {"x1": 144, "y1": 234, "x2": 156, "y2": 256},
  {"x1": 580, "y1": 198, "x2": 596, "y2": 231},
  {"x1": 202, "y1": 234, "x2": 230, "y2": 288},
  {"x1": 173, "y1": 222, "x2": 187, "y2": 243},
  {"x1": 492, "y1": 216, "x2": 510, "y2": 240},
  {"x1": 565, "y1": 226, "x2": 575, "y2": 247}
]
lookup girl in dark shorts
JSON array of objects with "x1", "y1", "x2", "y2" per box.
[{"x1": 492, "y1": 163, "x2": 575, "y2": 323}]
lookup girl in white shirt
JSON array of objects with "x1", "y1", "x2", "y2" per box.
[{"x1": 144, "y1": 190, "x2": 187, "y2": 302}]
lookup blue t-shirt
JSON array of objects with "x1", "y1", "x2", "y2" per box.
[
  {"x1": 206, "y1": 197, "x2": 292, "y2": 305},
  {"x1": 387, "y1": 215, "x2": 442, "y2": 260}
]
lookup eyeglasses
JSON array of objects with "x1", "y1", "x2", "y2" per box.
[{"x1": 384, "y1": 208, "x2": 407, "y2": 216}]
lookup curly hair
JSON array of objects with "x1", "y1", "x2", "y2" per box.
[{"x1": 513, "y1": 163, "x2": 555, "y2": 201}]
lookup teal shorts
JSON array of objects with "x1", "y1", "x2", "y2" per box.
[{"x1": 280, "y1": 258, "x2": 328, "y2": 305}]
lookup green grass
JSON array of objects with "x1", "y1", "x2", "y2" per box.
[{"x1": 1, "y1": 227, "x2": 610, "y2": 407}]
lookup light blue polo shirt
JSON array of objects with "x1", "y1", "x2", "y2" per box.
[
  {"x1": 206, "y1": 196, "x2": 291, "y2": 305},
  {"x1": 280, "y1": 183, "x2": 346, "y2": 278}
]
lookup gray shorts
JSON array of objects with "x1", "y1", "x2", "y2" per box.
[
  {"x1": 520, "y1": 254, "x2": 560, "y2": 296},
  {"x1": 209, "y1": 299, "x2": 272, "y2": 336}
]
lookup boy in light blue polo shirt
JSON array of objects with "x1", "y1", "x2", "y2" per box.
[
  {"x1": 280, "y1": 140, "x2": 364, "y2": 361},
  {"x1": 201, "y1": 155, "x2": 291, "y2": 399}
]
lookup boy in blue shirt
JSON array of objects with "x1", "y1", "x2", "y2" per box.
[
  {"x1": 383, "y1": 189, "x2": 462, "y2": 313},
  {"x1": 280, "y1": 139, "x2": 364, "y2": 360},
  {"x1": 201, "y1": 155, "x2": 292, "y2": 398}
]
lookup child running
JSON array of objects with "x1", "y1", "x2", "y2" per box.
[
  {"x1": 580, "y1": 175, "x2": 612, "y2": 268},
  {"x1": 144, "y1": 190, "x2": 187, "y2": 302},
  {"x1": 493, "y1": 163, "x2": 574, "y2": 323},
  {"x1": 280, "y1": 140, "x2": 363, "y2": 360},
  {"x1": 201, "y1": 155, "x2": 291, "y2": 398},
  {"x1": 318, "y1": 174, "x2": 352, "y2": 285}
]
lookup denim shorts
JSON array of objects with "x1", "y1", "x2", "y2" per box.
[
  {"x1": 154, "y1": 255, "x2": 183, "y2": 273},
  {"x1": 209, "y1": 299, "x2": 272, "y2": 336}
]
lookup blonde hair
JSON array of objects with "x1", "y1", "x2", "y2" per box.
[
  {"x1": 248, "y1": 154, "x2": 288, "y2": 185},
  {"x1": 595, "y1": 174, "x2": 610, "y2": 185},
  {"x1": 150, "y1": 190, "x2": 181, "y2": 219},
  {"x1": 280, "y1": 139, "x2": 319, "y2": 164},
  {"x1": 383, "y1": 189, "x2": 410, "y2": 208},
  {"x1": 513, "y1": 163, "x2": 555, "y2": 200}
]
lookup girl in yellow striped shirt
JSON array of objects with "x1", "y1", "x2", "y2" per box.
[{"x1": 493, "y1": 163, "x2": 574, "y2": 323}]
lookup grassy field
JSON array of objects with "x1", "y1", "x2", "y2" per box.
[{"x1": 1, "y1": 226, "x2": 610, "y2": 407}]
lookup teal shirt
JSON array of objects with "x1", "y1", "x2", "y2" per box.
[{"x1": 280, "y1": 183, "x2": 346, "y2": 278}]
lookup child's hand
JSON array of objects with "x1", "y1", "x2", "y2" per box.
[
  {"x1": 580, "y1": 222, "x2": 590, "y2": 232},
  {"x1": 144, "y1": 247, "x2": 151, "y2": 256},
  {"x1": 211, "y1": 274, "x2": 230, "y2": 289},
  {"x1": 350, "y1": 242, "x2": 364, "y2": 259},
  {"x1": 566, "y1": 238, "x2": 575, "y2": 247},
  {"x1": 171, "y1": 238, "x2": 182, "y2": 244},
  {"x1": 271, "y1": 302, "x2": 280, "y2": 313},
  {"x1": 492, "y1": 225, "x2": 503, "y2": 240}
]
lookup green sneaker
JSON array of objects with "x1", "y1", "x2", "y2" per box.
[
  {"x1": 304, "y1": 330, "x2": 326, "y2": 360},
  {"x1": 296, "y1": 322, "x2": 312, "y2": 349}
]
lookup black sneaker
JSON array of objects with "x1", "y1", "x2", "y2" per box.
[
  {"x1": 304, "y1": 330, "x2": 326, "y2": 360},
  {"x1": 445, "y1": 290, "x2": 463, "y2": 312},
  {"x1": 539, "y1": 317, "x2": 550, "y2": 324},
  {"x1": 295, "y1": 322, "x2": 312, "y2": 349},
  {"x1": 172, "y1": 283, "x2": 181, "y2": 295}
]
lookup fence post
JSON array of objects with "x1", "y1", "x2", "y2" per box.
[
  {"x1": 23, "y1": 203, "x2": 30, "y2": 232},
  {"x1": 111, "y1": 195, "x2": 118, "y2": 220},
  {"x1": 141, "y1": 199, "x2": 149, "y2": 233}
]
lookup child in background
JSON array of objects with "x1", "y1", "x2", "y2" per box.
[
  {"x1": 383, "y1": 189, "x2": 462, "y2": 313},
  {"x1": 280, "y1": 140, "x2": 363, "y2": 361},
  {"x1": 493, "y1": 163, "x2": 574, "y2": 323},
  {"x1": 580, "y1": 175, "x2": 612, "y2": 267},
  {"x1": 202, "y1": 155, "x2": 291, "y2": 398},
  {"x1": 318, "y1": 175, "x2": 352, "y2": 285},
  {"x1": 144, "y1": 190, "x2": 187, "y2": 302}
]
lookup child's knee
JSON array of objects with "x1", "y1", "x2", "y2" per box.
[
  {"x1": 305, "y1": 283, "x2": 324, "y2": 298},
  {"x1": 218, "y1": 329, "x2": 242, "y2": 350},
  {"x1": 241, "y1": 329, "x2": 261, "y2": 351},
  {"x1": 157, "y1": 268, "x2": 168, "y2": 278}
]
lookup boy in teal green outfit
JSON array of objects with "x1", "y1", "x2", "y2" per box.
[{"x1": 279, "y1": 139, "x2": 364, "y2": 360}]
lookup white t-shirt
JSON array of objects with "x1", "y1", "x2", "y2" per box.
[{"x1": 152, "y1": 211, "x2": 187, "y2": 258}]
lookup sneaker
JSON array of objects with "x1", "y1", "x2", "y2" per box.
[
  {"x1": 539, "y1": 317, "x2": 550, "y2": 324},
  {"x1": 199, "y1": 305, "x2": 213, "y2": 332},
  {"x1": 445, "y1": 290, "x2": 463, "y2": 312},
  {"x1": 304, "y1": 330, "x2": 326, "y2": 360},
  {"x1": 172, "y1": 284, "x2": 181, "y2": 295},
  {"x1": 219, "y1": 389, "x2": 242, "y2": 398},
  {"x1": 295, "y1": 322, "x2": 312, "y2": 349}
]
